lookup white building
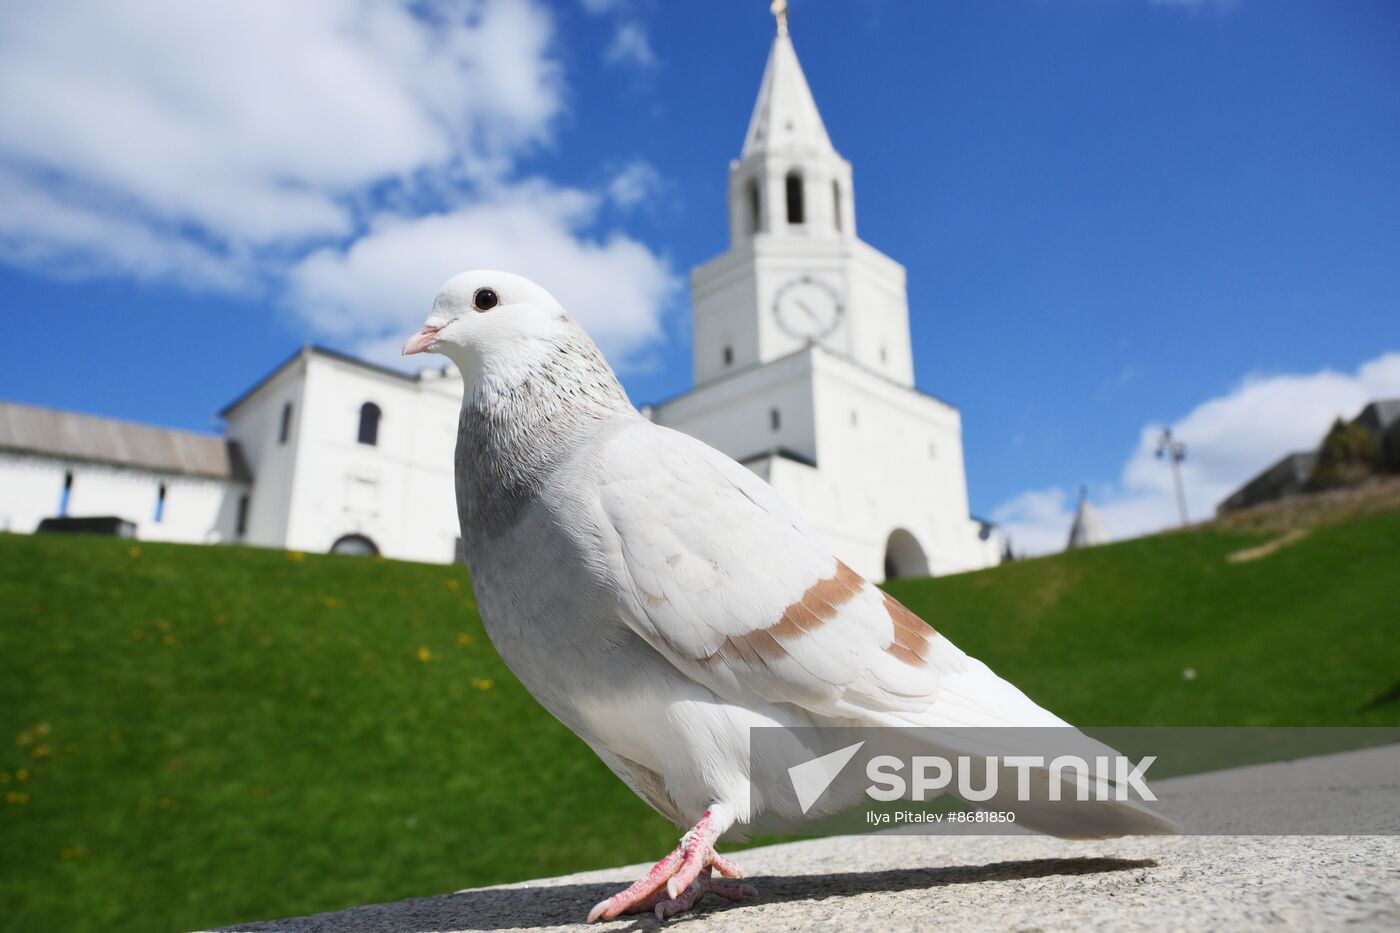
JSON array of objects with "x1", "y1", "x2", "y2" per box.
[
  {"x1": 0, "y1": 348, "x2": 464, "y2": 561},
  {"x1": 0, "y1": 17, "x2": 1000, "y2": 579},
  {"x1": 647, "y1": 21, "x2": 999, "y2": 579},
  {"x1": 0, "y1": 399, "x2": 250, "y2": 543},
  {"x1": 218, "y1": 346, "x2": 463, "y2": 563}
]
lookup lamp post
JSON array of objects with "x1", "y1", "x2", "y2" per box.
[{"x1": 1156, "y1": 428, "x2": 1188, "y2": 526}]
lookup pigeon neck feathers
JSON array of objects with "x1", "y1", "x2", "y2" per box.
[{"x1": 455, "y1": 322, "x2": 634, "y2": 543}]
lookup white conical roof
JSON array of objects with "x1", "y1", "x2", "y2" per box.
[
  {"x1": 741, "y1": 29, "x2": 835, "y2": 158},
  {"x1": 1066, "y1": 491, "x2": 1112, "y2": 550}
]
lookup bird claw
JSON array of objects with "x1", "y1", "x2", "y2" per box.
[
  {"x1": 654, "y1": 868, "x2": 758, "y2": 920},
  {"x1": 585, "y1": 811, "x2": 754, "y2": 922}
]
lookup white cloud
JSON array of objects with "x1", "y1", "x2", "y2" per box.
[
  {"x1": 607, "y1": 161, "x2": 663, "y2": 210},
  {"x1": 0, "y1": 0, "x2": 680, "y2": 371},
  {"x1": 993, "y1": 352, "x2": 1400, "y2": 556},
  {"x1": 286, "y1": 183, "x2": 681, "y2": 366},
  {"x1": 0, "y1": 0, "x2": 561, "y2": 268},
  {"x1": 604, "y1": 23, "x2": 657, "y2": 68}
]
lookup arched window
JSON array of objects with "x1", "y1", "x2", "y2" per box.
[
  {"x1": 785, "y1": 170, "x2": 805, "y2": 224},
  {"x1": 832, "y1": 180, "x2": 842, "y2": 232},
  {"x1": 357, "y1": 402, "x2": 381, "y2": 446},
  {"x1": 770, "y1": 408, "x2": 782, "y2": 432},
  {"x1": 278, "y1": 402, "x2": 293, "y2": 445},
  {"x1": 746, "y1": 177, "x2": 761, "y2": 233}
]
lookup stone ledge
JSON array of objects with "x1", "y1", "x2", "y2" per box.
[{"x1": 213, "y1": 746, "x2": 1400, "y2": 932}]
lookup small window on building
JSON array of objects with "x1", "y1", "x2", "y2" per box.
[
  {"x1": 59, "y1": 470, "x2": 73, "y2": 517},
  {"x1": 850, "y1": 410, "x2": 858, "y2": 427},
  {"x1": 154, "y1": 482, "x2": 167, "y2": 523},
  {"x1": 879, "y1": 346, "x2": 888, "y2": 364},
  {"x1": 723, "y1": 344, "x2": 734, "y2": 366},
  {"x1": 833, "y1": 180, "x2": 842, "y2": 232},
  {"x1": 236, "y1": 494, "x2": 250, "y2": 537},
  {"x1": 770, "y1": 408, "x2": 781, "y2": 432},
  {"x1": 358, "y1": 402, "x2": 382, "y2": 446},
  {"x1": 746, "y1": 178, "x2": 761, "y2": 234},
  {"x1": 785, "y1": 171, "x2": 805, "y2": 224},
  {"x1": 279, "y1": 402, "x2": 293, "y2": 445},
  {"x1": 928, "y1": 442, "x2": 937, "y2": 459}
]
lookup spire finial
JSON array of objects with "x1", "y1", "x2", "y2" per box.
[{"x1": 770, "y1": 0, "x2": 788, "y2": 36}]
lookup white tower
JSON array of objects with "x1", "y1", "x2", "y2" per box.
[
  {"x1": 650, "y1": 6, "x2": 1000, "y2": 580},
  {"x1": 1066, "y1": 487, "x2": 1112, "y2": 550},
  {"x1": 690, "y1": 8, "x2": 913, "y2": 388}
]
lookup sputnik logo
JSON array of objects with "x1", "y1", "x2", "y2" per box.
[{"x1": 788, "y1": 741, "x2": 865, "y2": 815}]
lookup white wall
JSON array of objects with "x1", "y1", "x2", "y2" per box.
[
  {"x1": 653, "y1": 348, "x2": 818, "y2": 465},
  {"x1": 223, "y1": 359, "x2": 307, "y2": 547},
  {"x1": 0, "y1": 451, "x2": 246, "y2": 542},
  {"x1": 653, "y1": 346, "x2": 996, "y2": 581},
  {"x1": 278, "y1": 354, "x2": 462, "y2": 563}
]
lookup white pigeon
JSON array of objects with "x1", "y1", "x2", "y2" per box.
[{"x1": 404, "y1": 271, "x2": 1177, "y2": 923}]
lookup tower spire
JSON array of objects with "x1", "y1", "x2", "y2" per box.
[{"x1": 742, "y1": 7, "x2": 833, "y2": 158}]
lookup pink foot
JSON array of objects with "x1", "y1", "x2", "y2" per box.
[{"x1": 586, "y1": 810, "x2": 756, "y2": 922}]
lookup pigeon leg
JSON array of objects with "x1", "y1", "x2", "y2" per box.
[{"x1": 586, "y1": 808, "x2": 755, "y2": 922}]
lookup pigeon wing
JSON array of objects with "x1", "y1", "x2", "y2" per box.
[{"x1": 596, "y1": 421, "x2": 1065, "y2": 727}]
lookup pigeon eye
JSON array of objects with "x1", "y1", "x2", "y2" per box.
[{"x1": 473, "y1": 287, "x2": 499, "y2": 312}]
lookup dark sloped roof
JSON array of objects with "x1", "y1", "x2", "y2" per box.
[{"x1": 0, "y1": 400, "x2": 251, "y2": 482}]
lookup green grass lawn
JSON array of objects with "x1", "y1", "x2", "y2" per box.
[{"x1": 2, "y1": 511, "x2": 1398, "y2": 932}]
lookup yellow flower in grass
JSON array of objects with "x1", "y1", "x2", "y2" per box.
[
  {"x1": 128, "y1": 546, "x2": 141, "y2": 558},
  {"x1": 31, "y1": 745, "x2": 51, "y2": 760},
  {"x1": 471, "y1": 678, "x2": 494, "y2": 691},
  {"x1": 5, "y1": 791, "x2": 28, "y2": 805},
  {"x1": 416, "y1": 646, "x2": 434, "y2": 663},
  {"x1": 60, "y1": 847, "x2": 85, "y2": 861},
  {"x1": 16, "y1": 769, "x2": 28, "y2": 781},
  {"x1": 286, "y1": 550, "x2": 306, "y2": 563},
  {"x1": 322, "y1": 596, "x2": 344, "y2": 610},
  {"x1": 456, "y1": 633, "x2": 473, "y2": 646},
  {"x1": 445, "y1": 579, "x2": 461, "y2": 592}
]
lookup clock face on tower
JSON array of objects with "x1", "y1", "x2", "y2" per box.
[{"x1": 772, "y1": 275, "x2": 843, "y2": 343}]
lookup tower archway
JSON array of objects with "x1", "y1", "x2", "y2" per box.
[{"x1": 883, "y1": 528, "x2": 929, "y2": 581}]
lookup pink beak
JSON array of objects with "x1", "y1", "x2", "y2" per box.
[{"x1": 402, "y1": 323, "x2": 444, "y2": 356}]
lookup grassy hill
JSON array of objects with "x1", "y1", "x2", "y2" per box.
[{"x1": 2, "y1": 505, "x2": 1398, "y2": 932}]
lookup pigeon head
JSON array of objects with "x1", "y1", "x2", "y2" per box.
[{"x1": 402, "y1": 270, "x2": 573, "y2": 374}]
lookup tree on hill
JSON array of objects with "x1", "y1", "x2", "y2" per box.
[{"x1": 1307, "y1": 417, "x2": 1378, "y2": 490}]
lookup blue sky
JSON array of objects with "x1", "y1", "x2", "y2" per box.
[{"x1": 2, "y1": 0, "x2": 1398, "y2": 553}]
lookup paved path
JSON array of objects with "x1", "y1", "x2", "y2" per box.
[{"x1": 216, "y1": 745, "x2": 1400, "y2": 932}]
